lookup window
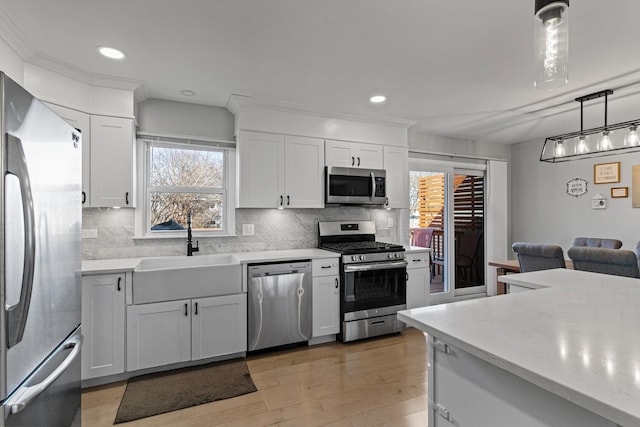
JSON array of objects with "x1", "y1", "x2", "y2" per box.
[{"x1": 139, "y1": 139, "x2": 235, "y2": 237}]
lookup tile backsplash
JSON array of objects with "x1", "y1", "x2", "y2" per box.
[{"x1": 82, "y1": 207, "x2": 400, "y2": 260}]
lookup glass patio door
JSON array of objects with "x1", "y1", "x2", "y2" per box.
[{"x1": 409, "y1": 163, "x2": 486, "y2": 304}]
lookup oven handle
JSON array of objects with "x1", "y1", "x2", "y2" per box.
[{"x1": 343, "y1": 260, "x2": 408, "y2": 272}]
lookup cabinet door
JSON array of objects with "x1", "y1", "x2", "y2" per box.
[
  {"x1": 407, "y1": 254, "x2": 430, "y2": 309},
  {"x1": 192, "y1": 294, "x2": 247, "y2": 360},
  {"x1": 237, "y1": 131, "x2": 284, "y2": 208},
  {"x1": 383, "y1": 146, "x2": 409, "y2": 209},
  {"x1": 81, "y1": 274, "x2": 125, "y2": 379},
  {"x1": 312, "y1": 276, "x2": 340, "y2": 337},
  {"x1": 325, "y1": 140, "x2": 356, "y2": 167},
  {"x1": 45, "y1": 103, "x2": 91, "y2": 206},
  {"x1": 354, "y1": 142, "x2": 383, "y2": 169},
  {"x1": 284, "y1": 136, "x2": 324, "y2": 208},
  {"x1": 90, "y1": 116, "x2": 134, "y2": 207},
  {"x1": 127, "y1": 300, "x2": 191, "y2": 371}
]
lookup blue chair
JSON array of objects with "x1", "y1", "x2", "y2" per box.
[
  {"x1": 512, "y1": 242, "x2": 566, "y2": 273},
  {"x1": 567, "y1": 247, "x2": 640, "y2": 278},
  {"x1": 572, "y1": 237, "x2": 622, "y2": 249}
]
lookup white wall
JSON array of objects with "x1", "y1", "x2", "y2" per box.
[
  {"x1": 408, "y1": 130, "x2": 511, "y2": 160},
  {"x1": 0, "y1": 36, "x2": 23, "y2": 84},
  {"x1": 23, "y1": 63, "x2": 134, "y2": 117},
  {"x1": 137, "y1": 98, "x2": 234, "y2": 140},
  {"x1": 511, "y1": 139, "x2": 640, "y2": 253}
]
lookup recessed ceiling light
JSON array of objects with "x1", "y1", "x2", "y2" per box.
[
  {"x1": 97, "y1": 46, "x2": 126, "y2": 60},
  {"x1": 180, "y1": 90, "x2": 196, "y2": 97},
  {"x1": 370, "y1": 95, "x2": 386, "y2": 104}
]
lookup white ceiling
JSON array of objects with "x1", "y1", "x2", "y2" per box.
[{"x1": 2, "y1": 0, "x2": 640, "y2": 144}]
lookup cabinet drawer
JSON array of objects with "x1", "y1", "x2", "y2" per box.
[
  {"x1": 312, "y1": 258, "x2": 340, "y2": 276},
  {"x1": 406, "y1": 254, "x2": 429, "y2": 270}
]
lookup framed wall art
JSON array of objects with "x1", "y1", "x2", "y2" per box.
[
  {"x1": 611, "y1": 187, "x2": 628, "y2": 198},
  {"x1": 594, "y1": 162, "x2": 620, "y2": 184}
]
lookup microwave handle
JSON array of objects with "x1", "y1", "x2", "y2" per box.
[{"x1": 370, "y1": 172, "x2": 375, "y2": 200}]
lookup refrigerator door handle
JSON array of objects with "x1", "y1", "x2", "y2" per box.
[
  {"x1": 6, "y1": 334, "x2": 83, "y2": 414},
  {"x1": 5, "y1": 133, "x2": 37, "y2": 348}
]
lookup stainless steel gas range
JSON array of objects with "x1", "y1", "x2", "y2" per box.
[{"x1": 318, "y1": 221, "x2": 407, "y2": 342}]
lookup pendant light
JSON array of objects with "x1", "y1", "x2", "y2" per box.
[
  {"x1": 534, "y1": 0, "x2": 569, "y2": 90},
  {"x1": 540, "y1": 89, "x2": 640, "y2": 162}
]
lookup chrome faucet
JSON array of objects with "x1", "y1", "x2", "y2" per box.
[{"x1": 186, "y1": 211, "x2": 199, "y2": 256}]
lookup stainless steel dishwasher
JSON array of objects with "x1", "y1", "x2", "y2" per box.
[{"x1": 247, "y1": 260, "x2": 312, "y2": 352}]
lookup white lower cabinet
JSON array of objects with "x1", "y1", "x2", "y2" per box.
[
  {"x1": 81, "y1": 274, "x2": 126, "y2": 380},
  {"x1": 191, "y1": 294, "x2": 247, "y2": 360},
  {"x1": 406, "y1": 252, "x2": 430, "y2": 309},
  {"x1": 311, "y1": 258, "x2": 340, "y2": 338},
  {"x1": 127, "y1": 294, "x2": 247, "y2": 371},
  {"x1": 312, "y1": 275, "x2": 340, "y2": 337}
]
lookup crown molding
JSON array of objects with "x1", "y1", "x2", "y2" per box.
[
  {"x1": 0, "y1": 5, "x2": 35, "y2": 59},
  {"x1": 226, "y1": 94, "x2": 417, "y2": 129},
  {"x1": 28, "y1": 52, "x2": 142, "y2": 91}
]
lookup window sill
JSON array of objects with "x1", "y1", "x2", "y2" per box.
[{"x1": 132, "y1": 232, "x2": 237, "y2": 240}]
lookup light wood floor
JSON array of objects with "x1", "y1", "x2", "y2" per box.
[{"x1": 82, "y1": 328, "x2": 429, "y2": 426}]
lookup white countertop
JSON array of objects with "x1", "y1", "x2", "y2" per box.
[
  {"x1": 398, "y1": 268, "x2": 640, "y2": 426},
  {"x1": 82, "y1": 248, "x2": 339, "y2": 274},
  {"x1": 403, "y1": 245, "x2": 431, "y2": 253}
]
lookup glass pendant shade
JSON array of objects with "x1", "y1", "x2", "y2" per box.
[
  {"x1": 598, "y1": 130, "x2": 613, "y2": 151},
  {"x1": 554, "y1": 139, "x2": 566, "y2": 157},
  {"x1": 574, "y1": 135, "x2": 589, "y2": 154},
  {"x1": 625, "y1": 125, "x2": 639, "y2": 146},
  {"x1": 534, "y1": 1, "x2": 569, "y2": 90}
]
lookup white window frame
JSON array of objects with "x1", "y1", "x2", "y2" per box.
[{"x1": 134, "y1": 137, "x2": 236, "y2": 238}]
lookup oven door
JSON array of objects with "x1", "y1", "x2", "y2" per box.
[{"x1": 342, "y1": 260, "x2": 407, "y2": 313}]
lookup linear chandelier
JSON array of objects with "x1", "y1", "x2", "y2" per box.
[{"x1": 540, "y1": 89, "x2": 640, "y2": 162}]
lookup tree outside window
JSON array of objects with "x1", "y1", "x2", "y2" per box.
[{"x1": 147, "y1": 142, "x2": 226, "y2": 232}]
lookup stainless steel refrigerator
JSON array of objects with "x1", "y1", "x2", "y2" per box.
[{"x1": 0, "y1": 73, "x2": 82, "y2": 426}]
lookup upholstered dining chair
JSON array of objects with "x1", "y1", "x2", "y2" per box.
[
  {"x1": 411, "y1": 228, "x2": 434, "y2": 248},
  {"x1": 567, "y1": 247, "x2": 640, "y2": 278},
  {"x1": 511, "y1": 242, "x2": 566, "y2": 273},
  {"x1": 572, "y1": 237, "x2": 623, "y2": 249}
]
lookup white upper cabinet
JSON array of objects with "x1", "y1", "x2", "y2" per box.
[
  {"x1": 44, "y1": 103, "x2": 91, "y2": 206},
  {"x1": 90, "y1": 115, "x2": 135, "y2": 207},
  {"x1": 237, "y1": 131, "x2": 324, "y2": 208},
  {"x1": 325, "y1": 140, "x2": 383, "y2": 169},
  {"x1": 383, "y1": 146, "x2": 409, "y2": 209}
]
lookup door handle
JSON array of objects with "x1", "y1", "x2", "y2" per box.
[
  {"x1": 82, "y1": 191, "x2": 86, "y2": 204},
  {"x1": 6, "y1": 334, "x2": 83, "y2": 414},
  {"x1": 357, "y1": 157, "x2": 361, "y2": 167},
  {"x1": 351, "y1": 156, "x2": 355, "y2": 166},
  {"x1": 5, "y1": 133, "x2": 36, "y2": 348},
  {"x1": 280, "y1": 195, "x2": 284, "y2": 206},
  {"x1": 194, "y1": 302, "x2": 198, "y2": 315},
  {"x1": 184, "y1": 303, "x2": 188, "y2": 316},
  {"x1": 125, "y1": 192, "x2": 129, "y2": 205},
  {"x1": 117, "y1": 277, "x2": 122, "y2": 291},
  {"x1": 286, "y1": 195, "x2": 290, "y2": 206}
]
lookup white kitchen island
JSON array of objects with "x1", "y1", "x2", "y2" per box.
[{"x1": 397, "y1": 269, "x2": 640, "y2": 427}]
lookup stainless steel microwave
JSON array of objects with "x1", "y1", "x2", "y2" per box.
[{"x1": 325, "y1": 166, "x2": 387, "y2": 206}]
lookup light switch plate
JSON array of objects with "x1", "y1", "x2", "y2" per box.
[
  {"x1": 387, "y1": 217, "x2": 394, "y2": 228},
  {"x1": 82, "y1": 228, "x2": 97, "y2": 239},
  {"x1": 242, "y1": 224, "x2": 255, "y2": 236}
]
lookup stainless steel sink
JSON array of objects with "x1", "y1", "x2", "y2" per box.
[{"x1": 133, "y1": 254, "x2": 242, "y2": 304}]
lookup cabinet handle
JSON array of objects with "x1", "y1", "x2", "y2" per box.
[
  {"x1": 280, "y1": 195, "x2": 284, "y2": 206},
  {"x1": 117, "y1": 277, "x2": 121, "y2": 292},
  {"x1": 351, "y1": 156, "x2": 355, "y2": 166},
  {"x1": 406, "y1": 273, "x2": 409, "y2": 281},
  {"x1": 321, "y1": 265, "x2": 331, "y2": 269},
  {"x1": 82, "y1": 191, "x2": 86, "y2": 204},
  {"x1": 335, "y1": 278, "x2": 339, "y2": 288},
  {"x1": 184, "y1": 303, "x2": 188, "y2": 316},
  {"x1": 195, "y1": 302, "x2": 198, "y2": 315},
  {"x1": 125, "y1": 192, "x2": 129, "y2": 205},
  {"x1": 286, "y1": 195, "x2": 290, "y2": 206},
  {"x1": 357, "y1": 157, "x2": 361, "y2": 166}
]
